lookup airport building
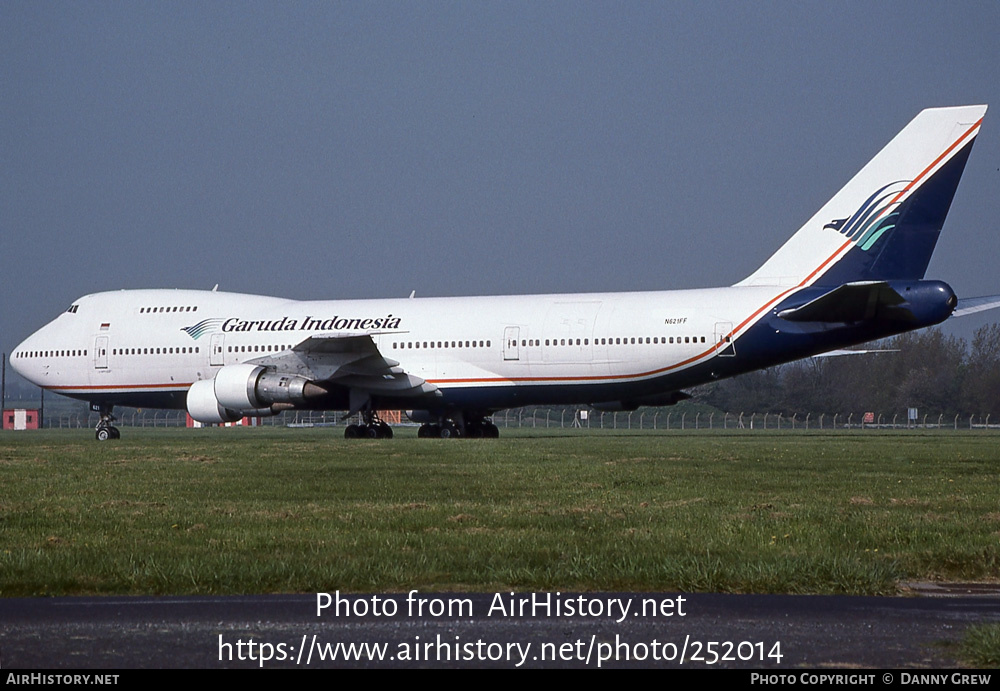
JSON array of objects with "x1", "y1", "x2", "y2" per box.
[{"x1": 3, "y1": 409, "x2": 40, "y2": 431}]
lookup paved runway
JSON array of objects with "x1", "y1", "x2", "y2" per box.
[{"x1": 2, "y1": 589, "x2": 999, "y2": 668}]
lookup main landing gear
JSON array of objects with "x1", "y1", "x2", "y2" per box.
[
  {"x1": 93, "y1": 405, "x2": 120, "y2": 441},
  {"x1": 342, "y1": 409, "x2": 501, "y2": 439},
  {"x1": 344, "y1": 409, "x2": 394, "y2": 439},
  {"x1": 417, "y1": 417, "x2": 500, "y2": 439}
]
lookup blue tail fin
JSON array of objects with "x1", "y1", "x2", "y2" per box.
[{"x1": 737, "y1": 106, "x2": 986, "y2": 288}]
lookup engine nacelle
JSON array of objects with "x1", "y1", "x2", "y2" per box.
[
  {"x1": 187, "y1": 365, "x2": 320, "y2": 424},
  {"x1": 406, "y1": 410, "x2": 438, "y2": 424},
  {"x1": 186, "y1": 379, "x2": 245, "y2": 424},
  {"x1": 214, "y1": 364, "x2": 268, "y2": 410}
]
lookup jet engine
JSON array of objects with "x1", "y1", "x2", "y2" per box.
[{"x1": 186, "y1": 364, "x2": 324, "y2": 423}]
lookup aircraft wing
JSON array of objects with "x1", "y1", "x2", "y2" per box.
[
  {"x1": 952, "y1": 295, "x2": 1000, "y2": 318},
  {"x1": 777, "y1": 281, "x2": 907, "y2": 323},
  {"x1": 248, "y1": 332, "x2": 439, "y2": 406}
]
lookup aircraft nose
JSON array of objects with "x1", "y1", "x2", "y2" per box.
[
  {"x1": 10, "y1": 334, "x2": 41, "y2": 382},
  {"x1": 9, "y1": 339, "x2": 28, "y2": 376}
]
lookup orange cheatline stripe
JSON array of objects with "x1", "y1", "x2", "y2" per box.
[
  {"x1": 431, "y1": 342, "x2": 715, "y2": 385},
  {"x1": 869, "y1": 117, "x2": 984, "y2": 227},
  {"x1": 45, "y1": 383, "x2": 194, "y2": 392},
  {"x1": 887, "y1": 117, "x2": 982, "y2": 208}
]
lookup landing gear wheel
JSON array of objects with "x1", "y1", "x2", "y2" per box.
[
  {"x1": 93, "y1": 405, "x2": 119, "y2": 442},
  {"x1": 95, "y1": 426, "x2": 120, "y2": 441},
  {"x1": 416, "y1": 416, "x2": 498, "y2": 439},
  {"x1": 460, "y1": 417, "x2": 500, "y2": 438},
  {"x1": 439, "y1": 423, "x2": 460, "y2": 439},
  {"x1": 346, "y1": 409, "x2": 394, "y2": 440}
]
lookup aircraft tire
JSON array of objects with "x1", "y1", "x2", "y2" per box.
[
  {"x1": 96, "y1": 428, "x2": 111, "y2": 442},
  {"x1": 439, "y1": 424, "x2": 460, "y2": 439}
]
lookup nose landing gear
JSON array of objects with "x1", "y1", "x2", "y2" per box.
[{"x1": 93, "y1": 404, "x2": 120, "y2": 441}]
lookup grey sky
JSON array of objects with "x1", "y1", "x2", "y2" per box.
[{"x1": 3, "y1": 1, "x2": 1000, "y2": 370}]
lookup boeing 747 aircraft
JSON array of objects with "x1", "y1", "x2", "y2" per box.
[{"x1": 10, "y1": 105, "x2": 996, "y2": 439}]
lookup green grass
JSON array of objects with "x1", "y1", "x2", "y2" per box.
[
  {"x1": 961, "y1": 624, "x2": 1000, "y2": 667},
  {"x1": 1, "y1": 427, "x2": 999, "y2": 597}
]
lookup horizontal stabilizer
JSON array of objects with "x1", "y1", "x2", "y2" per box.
[
  {"x1": 952, "y1": 295, "x2": 1000, "y2": 317},
  {"x1": 813, "y1": 348, "x2": 900, "y2": 358},
  {"x1": 777, "y1": 281, "x2": 905, "y2": 323}
]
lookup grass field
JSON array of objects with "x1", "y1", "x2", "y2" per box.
[{"x1": 1, "y1": 427, "x2": 999, "y2": 597}]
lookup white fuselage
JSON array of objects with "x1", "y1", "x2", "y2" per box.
[{"x1": 10, "y1": 285, "x2": 788, "y2": 410}]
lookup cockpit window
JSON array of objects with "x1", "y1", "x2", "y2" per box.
[{"x1": 67, "y1": 305, "x2": 79, "y2": 313}]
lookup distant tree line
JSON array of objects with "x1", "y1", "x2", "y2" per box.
[{"x1": 696, "y1": 324, "x2": 1000, "y2": 418}]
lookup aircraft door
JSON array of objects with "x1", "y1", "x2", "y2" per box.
[
  {"x1": 94, "y1": 336, "x2": 109, "y2": 369},
  {"x1": 715, "y1": 322, "x2": 735, "y2": 357},
  {"x1": 210, "y1": 333, "x2": 226, "y2": 366},
  {"x1": 503, "y1": 326, "x2": 520, "y2": 361}
]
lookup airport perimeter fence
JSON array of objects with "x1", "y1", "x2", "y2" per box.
[
  {"x1": 51, "y1": 409, "x2": 349, "y2": 429},
  {"x1": 44, "y1": 408, "x2": 1000, "y2": 431},
  {"x1": 495, "y1": 409, "x2": 1000, "y2": 431}
]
